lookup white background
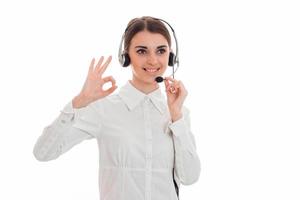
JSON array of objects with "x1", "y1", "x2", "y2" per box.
[{"x1": 0, "y1": 0, "x2": 299, "y2": 199}]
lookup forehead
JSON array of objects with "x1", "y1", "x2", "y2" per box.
[{"x1": 130, "y1": 31, "x2": 169, "y2": 47}]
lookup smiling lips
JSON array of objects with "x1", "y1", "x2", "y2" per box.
[{"x1": 143, "y1": 68, "x2": 160, "y2": 73}]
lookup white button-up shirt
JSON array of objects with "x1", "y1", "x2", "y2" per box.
[{"x1": 33, "y1": 81, "x2": 201, "y2": 200}]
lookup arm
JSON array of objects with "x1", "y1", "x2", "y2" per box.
[
  {"x1": 33, "y1": 100, "x2": 102, "y2": 162},
  {"x1": 169, "y1": 107, "x2": 201, "y2": 186}
]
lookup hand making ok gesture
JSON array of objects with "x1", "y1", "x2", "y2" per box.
[{"x1": 72, "y1": 56, "x2": 117, "y2": 108}]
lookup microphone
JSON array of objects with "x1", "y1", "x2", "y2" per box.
[
  {"x1": 155, "y1": 58, "x2": 178, "y2": 83},
  {"x1": 155, "y1": 76, "x2": 164, "y2": 83}
]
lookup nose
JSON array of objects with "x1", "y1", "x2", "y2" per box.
[{"x1": 146, "y1": 52, "x2": 158, "y2": 65}]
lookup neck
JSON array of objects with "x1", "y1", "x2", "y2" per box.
[{"x1": 129, "y1": 78, "x2": 159, "y2": 94}]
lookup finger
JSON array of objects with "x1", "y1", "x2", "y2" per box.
[
  {"x1": 164, "y1": 80, "x2": 175, "y2": 95},
  {"x1": 170, "y1": 86, "x2": 177, "y2": 94},
  {"x1": 164, "y1": 76, "x2": 177, "y2": 83},
  {"x1": 164, "y1": 79, "x2": 169, "y2": 89},
  {"x1": 164, "y1": 81, "x2": 170, "y2": 95},
  {"x1": 174, "y1": 81, "x2": 181, "y2": 89},
  {"x1": 177, "y1": 81, "x2": 185, "y2": 91},
  {"x1": 169, "y1": 79, "x2": 181, "y2": 89},
  {"x1": 180, "y1": 81, "x2": 186, "y2": 90},
  {"x1": 102, "y1": 76, "x2": 116, "y2": 86},
  {"x1": 95, "y1": 56, "x2": 104, "y2": 72},
  {"x1": 166, "y1": 84, "x2": 176, "y2": 94},
  {"x1": 164, "y1": 78, "x2": 176, "y2": 88},
  {"x1": 165, "y1": 77, "x2": 180, "y2": 89},
  {"x1": 88, "y1": 58, "x2": 95, "y2": 74},
  {"x1": 98, "y1": 56, "x2": 112, "y2": 76},
  {"x1": 103, "y1": 85, "x2": 118, "y2": 96},
  {"x1": 168, "y1": 80, "x2": 179, "y2": 94}
]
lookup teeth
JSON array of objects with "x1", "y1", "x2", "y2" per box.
[{"x1": 144, "y1": 68, "x2": 160, "y2": 72}]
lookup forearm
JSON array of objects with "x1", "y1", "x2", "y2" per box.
[
  {"x1": 173, "y1": 135, "x2": 201, "y2": 185},
  {"x1": 33, "y1": 101, "x2": 94, "y2": 161},
  {"x1": 169, "y1": 110, "x2": 201, "y2": 185},
  {"x1": 33, "y1": 109, "x2": 75, "y2": 161}
]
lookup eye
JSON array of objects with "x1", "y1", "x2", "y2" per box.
[
  {"x1": 136, "y1": 49, "x2": 147, "y2": 54},
  {"x1": 157, "y1": 48, "x2": 166, "y2": 54}
]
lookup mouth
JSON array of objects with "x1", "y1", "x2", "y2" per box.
[{"x1": 143, "y1": 67, "x2": 161, "y2": 73}]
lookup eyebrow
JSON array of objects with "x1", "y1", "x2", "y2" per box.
[{"x1": 135, "y1": 45, "x2": 168, "y2": 49}]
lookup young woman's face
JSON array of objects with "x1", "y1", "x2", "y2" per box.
[{"x1": 128, "y1": 30, "x2": 170, "y2": 84}]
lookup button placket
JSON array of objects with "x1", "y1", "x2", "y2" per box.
[{"x1": 143, "y1": 97, "x2": 152, "y2": 200}]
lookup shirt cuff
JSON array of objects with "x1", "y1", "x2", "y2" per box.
[
  {"x1": 61, "y1": 101, "x2": 75, "y2": 114},
  {"x1": 59, "y1": 101, "x2": 76, "y2": 123},
  {"x1": 168, "y1": 116, "x2": 187, "y2": 138}
]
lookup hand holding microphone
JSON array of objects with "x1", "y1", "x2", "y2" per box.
[
  {"x1": 155, "y1": 76, "x2": 177, "y2": 93},
  {"x1": 163, "y1": 76, "x2": 188, "y2": 122}
]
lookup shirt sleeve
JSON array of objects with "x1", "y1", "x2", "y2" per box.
[
  {"x1": 33, "y1": 100, "x2": 102, "y2": 162},
  {"x1": 168, "y1": 106, "x2": 201, "y2": 186}
]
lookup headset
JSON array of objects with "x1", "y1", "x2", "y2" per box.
[{"x1": 118, "y1": 17, "x2": 180, "y2": 82}]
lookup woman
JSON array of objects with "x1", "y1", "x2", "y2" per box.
[{"x1": 33, "y1": 16, "x2": 200, "y2": 200}]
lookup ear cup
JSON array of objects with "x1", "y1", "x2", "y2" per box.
[
  {"x1": 168, "y1": 52, "x2": 176, "y2": 66},
  {"x1": 122, "y1": 53, "x2": 131, "y2": 67}
]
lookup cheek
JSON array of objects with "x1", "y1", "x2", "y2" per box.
[
  {"x1": 159, "y1": 56, "x2": 169, "y2": 68},
  {"x1": 160, "y1": 66, "x2": 168, "y2": 74},
  {"x1": 130, "y1": 55, "x2": 145, "y2": 66},
  {"x1": 130, "y1": 62, "x2": 144, "y2": 74},
  {"x1": 131, "y1": 65, "x2": 141, "y2": 73},
  {"x1": 162, "y1": 53, "x2": 170, "y2": 63}
]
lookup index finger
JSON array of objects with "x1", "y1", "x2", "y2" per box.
[
  {"x1": 98, "y1": 56, "x2": 112, "y2": 76},
  {"x1": 164, "y1": 76, "x2": 177, "y2": 83}
]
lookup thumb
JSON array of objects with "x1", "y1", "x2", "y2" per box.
[{"x1": 103, "y1": 85, "x2": 118, "y2": 96}]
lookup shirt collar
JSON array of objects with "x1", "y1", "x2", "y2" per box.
[{"x1": 118, "y1": 81, "x2": 166, "y2": 115}]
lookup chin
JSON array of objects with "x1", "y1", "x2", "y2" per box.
[
  {"x1": 143, "y1": 77, "x2": 157, "y2": 84},
  {"x1": 136, "y1": 75, "x2": 155, "y2": 84}
]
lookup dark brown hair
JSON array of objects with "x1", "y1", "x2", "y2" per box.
[{"x1": 123, "y1": 16, "x2": 171, "y2": 53}]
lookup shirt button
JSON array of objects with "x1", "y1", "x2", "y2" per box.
[{"x1": 144, "y1": 96, "x2": 151, "y2": 103}]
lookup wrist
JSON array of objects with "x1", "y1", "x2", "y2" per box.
[
  {"x1": 170, "y1": 109, "x2": 182, "y2": 122},
  {"x1": 72, "y1": 93, "x2": 88, "y2": 109}
]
